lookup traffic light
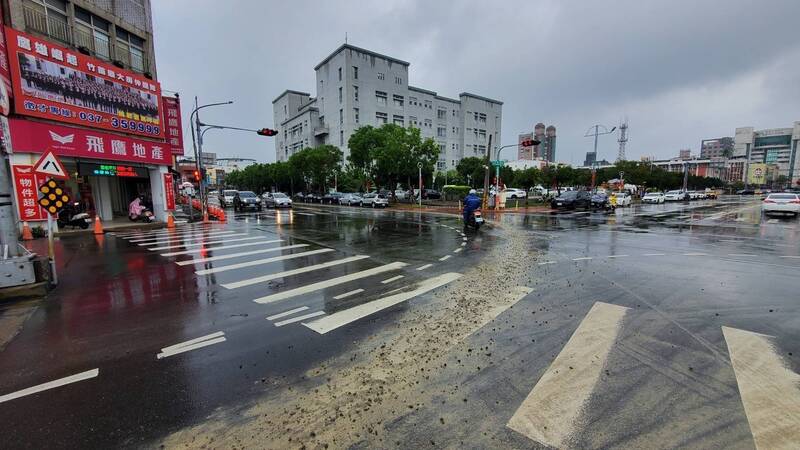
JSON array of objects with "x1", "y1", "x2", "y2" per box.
[
  {"x1": 257, "y1": 128, "x2": 279, "y2": 136},
  {"x1": 520, "y1": 139, "x2": 542, "y2": 147},
  {"x1": 193, "y1": 170, "x2": 200, "y2": 180}
]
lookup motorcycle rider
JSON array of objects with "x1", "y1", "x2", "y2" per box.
[
  {"x1": 128, "y1": 194, "x2": 147, "y2": 220},
  {"x1": 463, "y1": 189, "x2": 482, "y2": 226}
]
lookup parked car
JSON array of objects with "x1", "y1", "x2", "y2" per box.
[
  {"x1": 339, "y1": 193, "x2": 363, "y2": 206},
  {"x1": 502, "y1": 188, "x2": 527, "y2": 199},
  {"x1": 263, "y1": 192, "x2": 293, "y2": 208},
  {"x1": 611, "y1": 192, "x2": 632, "y2": 207},
  {"x1": 233, "y1": 191, "x2": 262, "y2": 212},
  {"x1": 421, "y1": 189, "x2": 441, "y2": 200},
  {"x1": 362, "y1": 193, "x2": 389, "y2": 208},
  {"x1": 705, "y1": 189, "x2": 719, "y2": 199},
  {"x1": 551, "y1": 190, "x2": 592, "y2": 209},
  {"x1": 220, "y1": 189, "x2": 238, "y2": 207},
  {"x1": 304, "y1": 193, "x2": 324, "y2": 203},
  {"x1": 687, "y1": 191, "x2": 702, "y2": 200},
  {"x1": 394, "y1": 189, "x2": 407, "y2": 200},
  {"x1": 664, "y1": 190, "x2": 688, "y2": 201},
  {"x1": 736, "y1": 189, "x2": 755, "y2": 195},
  {"x1": 322, "y1": 192, "x2": 344, "y2": 204},
  {"x1": 762, "y1": 192, "x2": 800, "y2": 217},
  {"x1": 642, "y1": 192, "x2": 665, "y2": 204}
]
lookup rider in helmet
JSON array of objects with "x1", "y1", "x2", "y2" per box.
[{"x1": 463, "y1": 188, "x2": 482, "y2": 224}]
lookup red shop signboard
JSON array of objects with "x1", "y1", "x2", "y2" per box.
[
  {"x1": 4, "y1": 26, "x2": 164, "y2": 139},
  {"x1": 161, "y1": 96, "x2": 184, "y2": 155},
  {"x1": 9, "y1": 118, "x2": 171, "y2": 165},
  {"x1": 11, "y1": 165, "x2": 46, "y2": 221},
  {"x1": 163, "y1": 172, "x2": 175, "y2": 210}
]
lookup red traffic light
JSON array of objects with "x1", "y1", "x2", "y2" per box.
[
  {"x1": 520, "y1": 139, "x2": 542, "y2": 147},
  {"x1": 193, "y1": 170, "x2": 200, "y2": 180},
  {"x1": 257, "y1": 128, "x2": 278, "y2": 137}
]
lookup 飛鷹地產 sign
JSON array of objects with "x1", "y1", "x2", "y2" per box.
[
  {"x1": 162, "y1": 96, "x2": 184, "y2": 155},
  {"x1": 9, "y1": 118, "x2": 171, "y2": 165},
  {"x1": 4, "y1": 26, "x2": 163, "y2": 139}
]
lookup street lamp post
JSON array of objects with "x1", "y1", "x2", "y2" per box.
[
  {"x1": 190, "y1": 97, "x2": 233, "y2": 221},
  {"x1": 417, "y1": 162, "x2": 422, "y2": 208},
  {"x1": 493, "y1": 141, "x2": 539, "y2": 210}
]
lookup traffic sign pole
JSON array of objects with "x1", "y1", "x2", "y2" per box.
[{"x1": 47, "y1": 211, "x2": 57, "y2": 285}]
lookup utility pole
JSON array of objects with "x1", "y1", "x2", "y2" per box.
[
  {"x1": 584, "y1": 124, "x2": 616, "y2": 167},
  {"x1": 482, "y1": 135, "x2": 492, "y2": 209}
]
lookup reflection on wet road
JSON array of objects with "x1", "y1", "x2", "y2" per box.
[{"x1": 0, "y1": 197, "x2": 798, "y2": 448}]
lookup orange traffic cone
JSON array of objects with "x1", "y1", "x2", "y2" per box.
[
  {"x1": 21, "y1": 221, "x2": 34, "y2": 240},
  {"x1": 166, "y1": 212, "x2": 175, "y2": 228},
  {"x1": 218, "y1": 209, "x2": 226, "y2": 223},
  {"x1": 93, "y1": 215, "x2": 104, "y2": 234},
  {"x1": 202, "y1": 211, "x2": 210, "y2": 223}
]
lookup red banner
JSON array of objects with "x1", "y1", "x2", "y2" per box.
[
  {"x1": 9, "y1": 118, "x2": 171, "y2": 165},
  {"x1": 162, "y1": 96, "x2": 184, "y2": 155},
  {"x1": 5, "y1": 26, "x2": 163, "y2": 139},
  {"x1": 11, "y1": 165, "x2": 46, "y2": 221},
  {"x1": 163, "y1": 173, "x2": 175, "y2": 210}
]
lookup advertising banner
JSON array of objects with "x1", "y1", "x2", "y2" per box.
[
  {"x1": 0, "y1": 5, "x2": 12, "y2": 109},
  {"x1": 5, "y1": 26, "x2": 163, "y2": 139},
  {"x1": 9, "y1": 118, "x2": 171, "y2": 165},
  {"x1": 163, "y1": 173, "x2": 175, "y2": 210},
  {"x1": 162, "y1": 96, "x2": 184, "y2": 155},
  {"x1": 747, "y1": 163, "x2": 766, "y2": 185},
  {"x1": 11, "y1": 165, "x2": 47, "y2": 221}
]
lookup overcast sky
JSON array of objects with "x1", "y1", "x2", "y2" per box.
[{"x1": 152, "y1": 0, "x2": 800, "y2": 166}]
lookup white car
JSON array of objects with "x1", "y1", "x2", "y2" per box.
[
  {"x1": 642, "y1": 192, "x2": 665, "y2": 204},
  {"x1": 339, "y1": 193, "x2": 363, "y2": 206},
  {"x1": 664, "y1": 190, "x2": 687, "y2": 201},
  {"x1": 611, "y1": 192, "x2": 632, "y2": 207},
  {"x1": 762, "y1": 193, "x2": 800, "y2": 217},
  {"x1": 503, "y1": 188, "x2": 527, "y2": 199},
  {"x1": 220, "y1": 189, "x2": 238, "y2": 207},
  {"x1": 263, "y1": 192, "x2": 292, "y2": 208},
  {"x1": 361, "y1": 193, "x2": 389, "y2": 208},
  {"x1": 688, "y1": 191, "x2": 702, "y2": 200}
]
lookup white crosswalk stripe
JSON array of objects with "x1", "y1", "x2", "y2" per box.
[
  {"x1": 221, "y1": 255, "x2": 370, "y2": 289},
  {"x1": 253, "y1": 262, "x2": 408, "y2": 304},
  {"x1": 266, "y1": 306, "x2": 309, "y2": 321},
  {"x1": 138, "y1": 232, "x2": 249, "y2": 246},
  {"x1": 194, "y1": 249, "x2": 335, "y2": 275},
  {"x1": 145, "y1": 235, "x2": 257, "y2": 250},
  {"x1": 273, "y1": 311, "x2": 326, "y2": 327},
  {"x1": 160, "y1": 240, "x2": 283, "y2": 257},
  {"x1": 129, "y1": 230, "x2": 237, "y2": 243},
  {"x1": 175, "y1": 244, "x2": 309, "y2": 266}
]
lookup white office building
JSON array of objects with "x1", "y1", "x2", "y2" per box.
[{"x1": 272, "y1": 44, "x2": 503, "y2": 171}]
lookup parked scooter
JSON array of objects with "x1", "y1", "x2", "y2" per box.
[
  {"x1": 464, "y1": 209, "x2": 484, "y2": 230},
  {"x1": 129, "y1": 196, "x2": 154, "y2": 223},
  {"x1": 57, "y1": 202, "x2": 92, "y2": 229}
]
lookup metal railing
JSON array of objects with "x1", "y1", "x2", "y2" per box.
[{"x1": 23, "y1": 5, "x2": 69, "y2": 43}]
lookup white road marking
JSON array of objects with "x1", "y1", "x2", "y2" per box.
[
  {"x1": 606, "y1": 254, "x2": 629, "y2": 258},
  {"x1": 572, "y1": 257, "x2": 592, "y2": 261},
  {"x1": 461, "y1": 242, "x2": 466, "y2": 247},
  {"x1": 128, "y1": 230, "x2": 235, "y2": 243},
  {"x1": 304, "y1": 272, "x2": 462, "y2": 334},
  {"x1": 682, "y1": 252, "x2": 708, "y2": 256},
  {"x1": 156, "y1": 332, "x2": 226, "y2": 359},
  {"x1": 381, "y1": 275, "x2": 405, "y2": 284},
  {"x1": 453, "y1": 248, "x2": 463, "y2": 253},
  {"x1": 439, "y1": 255, "x2": 452, "y2": 261},
  {"x1": 462, "y1": 237, "x2": 468, "y2": 241},
  {"x1": 643, "y1": 253, "x2": 666, "y2": 256},
  {"x1": 160, "y1": 240, "x2": 283, "y2": 257},
  {"x1": 266, "y1": 306, "x2": 309, "y2": 321},
  {"x1": 767, "y1": 219, "x2": 778, "y2": 224},
  {"x1": 416, "y1": 264, "x2": 433, "y2": 271},
  {"x1": 728, "y1": 253, "x2": 757, "y2": 257},
  {"x1": 221, "y1": 255, "x2": 370, "y2": 289},
  {"x1": 112, "y1": 227, "x2": 194, "y2": 237},
  {"x1": 145, "y1": 235, "x2": 256, "y2": 250},
  {"x1": 194, "y1": 249, "x2": 334, "y2": 275},
  {"x1": 538, "y1": 261, "x2": 556, "y2": 265},
  {"x1": 253, "y1": 262, "x2": 408, "y2": 304},
  {"x1": 175, "y1": 244, "x2": 309, "y2": 266},
  {"x1": 507, "y1": 302, "x2": 629, "y2": 447},
  {"x1": 722, "y1": 326, "x2": 800, "y2": 450},
  {"x1": 0, "y1": 369, "x2": 99, "y2": 404},
  {"x1": 294, "y1": 212, "x2": 315, "y2": 216},
  {"x1": 779, "y1": 255, "x2": 800, "y2": 259},
  {"x1": 333, "y1": 289, "x2": 364, "y2": 300},
  {"x1": 274, "y1": 311, "x2": 326, "y2": 327}
]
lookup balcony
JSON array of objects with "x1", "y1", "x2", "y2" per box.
[
  {"x1": 314, "y1": 125, "x2": 329, "y2": 136},
  {"x1": 23, "y1": 5, "x2": 69, "y2": 44}
]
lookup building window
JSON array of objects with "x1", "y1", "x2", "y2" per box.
[
  {"x1": 340, "y1": 130, "x2": 344, "y2": 146},
  {"x1": 393, "y1": 115, "x2": 404, "y2": 126},
  {"x1": 409, "y1": 116, "x2": 417, "y2": 127},
  {"x1": 479, "y1": 129, "x2": 486, "y2": 140},
  {"x1": 395, "y1": 76, "x2": 403, "y2": 84},
  {"x1": 452, "y1": 109, "x2": 457, "y2": 117},
  {"x1": 377, "y1": 72, "x2": 385, "y2": 80},
  {"x1": 115, "y1": 27, "x2": 147, "y2": 72},
  {"x1": 376, "y1": 91, "x2": 387, "y2": 106},
  {"x1": 376, "y1": 112, "x2": 388, "y2": 124},
  {"x1": 437, "y1": 160, "x2": 446, "y2": 171},
  {"x1": 424, "y1": 119, "x2": 432, "y2": 128},
  {"x1": 438, "y1": 143, "x2": 446, "y2": 154},
  {"x1": 353, "y1": 86, "x2": 359, "y2": 102},
  {"x1": 437, "y1": 108, "x2": 447, "y2": 120},
  {"x1": 284, "y1": 105, "x2": 287, "y2": 116},
  {"x1": 74, "y1": 6, "x2": 111, "y2": 60},
  {"x1": 424, "y1": 100, "x2": 432, "y2": 109},
  {"x1": 393, "y1": 94, "x2": 404, "y2": 108},
  {"x1": 409, "y1": 96, "x2": 417, "y2": 106},
  {"x1": 339, "y1": 109, "x2": 343, "y2": 124},
  {"x1": 353, "y1": 66, "x2": 358, "y2": 79},
  {"x1": 354, "y1": 108, "x2": 359, "y2": 124},
  {"x1": 338, "y1": 67, "x2": 342, "y2": 81},
  {"x1": 23, "y1": 0, "x2": 68, "y2": 43},
  {"x1": 339, "y1": 87, "x2": 342, "y2": 103},
  {"x1": 437, "y1": 127, "x2": 447, "y2": 138}
]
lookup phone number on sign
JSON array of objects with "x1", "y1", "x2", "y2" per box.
[{"x1": 110, "y1": 117, "x2": 160, "y2": 135}]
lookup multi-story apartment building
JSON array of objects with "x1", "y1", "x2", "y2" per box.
[
  {"x1": 273, "y1": 44, "x2": 503, "y2": 171},
  {"x1": 700, "y1": 137, "x2": 733, "y2": 159},
  {"x1": 734, "y1": 123, "x2": 800, "y2": 185}
]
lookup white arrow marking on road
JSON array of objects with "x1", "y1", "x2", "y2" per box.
[
  {"x1": 253, "y1": 262, "x2": 408, "y2": 304},
  {"x1": 175, "y1": 244, "x2": 309, "y2": 266},
  {"x1": 145, "y1": 235, "x2": 255, "y2": 250},
  {"x1": 194, "y1": 249, "x2": 335, "y2": 275},
  {"x1": 303, "y1": 272, "x2": 462, "y2": 334},
  {"x1": 0, "y1": 369, "x2": 99, "y2": 404},
  {"x1": 507, "y1": 302, "x2": 629, "y2": 448},
  {"x1": 160, "y1": 239, "x2": 283, "y2": 257},
  {"x1": 722, "y1": 326, "x2": 800, "y2": 450},
  {"x1": 156, "y1": 331, "x2": 226, "y2": 359},
  {"x1": 274, "y1": 311, "x2": 326, "y2": 327},
  {"x1": 221, "y1": 255, "x2": 370, "y2": 289},
  {"x1": 266, "y1": 306, "x2": 309, "y2": 321},
  {"x1": 333, "y1": 288, "x2": 364, "y2": 300}
]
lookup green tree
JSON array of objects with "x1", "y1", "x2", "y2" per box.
[
  {"x1": 289, "y1": 145, "x2": 343, "y2": 193},
  {"x1": 455, "y1": 157, "x2": 486, "y2": 187}
]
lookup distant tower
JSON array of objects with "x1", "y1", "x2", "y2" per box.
[
  {"x1": 617, "y1": 119, "x2": 628, "y2": 162},
  {"x1": 533, "y1": 123, "x2": 545, "y2": 159}
]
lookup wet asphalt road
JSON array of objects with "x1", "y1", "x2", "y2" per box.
[{"x1": 0, "y1": 197, "x2": 798, "y2": 449}]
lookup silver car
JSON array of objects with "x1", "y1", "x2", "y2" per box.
[
  {"x1": 361, "y1": 193, "x2": 389, "y2": 208},
  {"x1": 339, "y1": 193, "x2": 363, "y2": 206},
  {"x1": 220, "y1": 189, "x2": 238, "y2": 207},
  {"x1": 262, "y1": 192, "x2": 293, "y2": 208}
]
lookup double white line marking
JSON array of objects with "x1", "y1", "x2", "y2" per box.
[{"x1": 156, "y1": 332, "x2": 226, "y2": 359}]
